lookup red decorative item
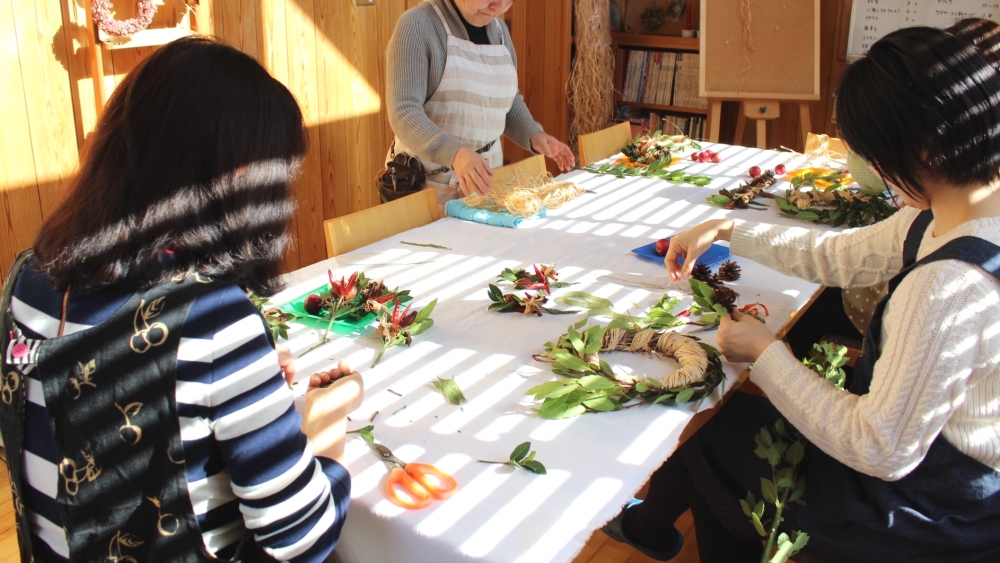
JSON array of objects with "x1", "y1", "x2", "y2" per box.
[
  {"x1": 774, "y1": 164, "x2": 787, "y2": 175},
  {"x1": 749, "y1": 166, "x2": 762, "y2": 177},
  {"x1": 655, "y1": 238, "x2": 670, "y2": 256},
  {"x1": 685, "y1": 3, "x2": 692, "y2": 30},
  {"x1": 91, "y1": 0, "x2": 157, "y2": 38},
  {"x1": 711, "y1": 153, "x2": 722, "y2": 163}
]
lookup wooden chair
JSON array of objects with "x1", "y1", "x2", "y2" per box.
[
  {"x1": 492, "y1": 154, "x2": 547, "y2": 185},
  {"x1": 323, "y1": 188, "x2": 440, "y2": 258},
  {"x1": 578, "y1": 121, "x2": 632, "y2": 166}
]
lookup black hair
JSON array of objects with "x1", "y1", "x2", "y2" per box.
[
  {"x1": 34, "y1": 36, "x2": 305, "y2": 296},
  {"x1": 947, "y1": 18, "x2": 1000, "y2": 67},
  {"x1": 836, "y1": 26, "x2": 1000, "y2": 200}
]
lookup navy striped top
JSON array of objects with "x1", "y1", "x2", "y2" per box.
[{"x1": 9, "y1": 261, "x2": 349, "y2": 562}]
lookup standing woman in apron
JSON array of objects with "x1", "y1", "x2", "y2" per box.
[
  {"x1": 386, "y1": 0, "x2": 576, "y2": 209},
  {"x1": 603, "y1": 27, "x2": 1000, "y2": 562}
]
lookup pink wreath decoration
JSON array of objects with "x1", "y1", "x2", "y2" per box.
[{"x1": 92, "y1": 0, "x2": 158, "y2": 38}]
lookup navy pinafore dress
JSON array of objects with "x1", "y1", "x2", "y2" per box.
[{"x1": 679, "y1": 210, "x2": 1000, "y2": 562}]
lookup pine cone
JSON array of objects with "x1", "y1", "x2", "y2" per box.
[
  {"x1": 690, "y1": 262, "x2": 714, "y2": 284},
  {"x1": 717, "y1": 260, "x2": 742, "y2": 281},
  {"x1": 713, "y1": 286, "x2": 738, "y2": 311}
]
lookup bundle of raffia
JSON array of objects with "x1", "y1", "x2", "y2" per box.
[
  {"x1": 567, "y1": 0, "x2": 616, "y2": 154},
  {"x1": 463, "y1": 171, "x2": 585, "y2": 217}
]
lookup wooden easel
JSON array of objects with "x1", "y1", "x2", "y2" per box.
[
  {"x1": 700, "y1": 0, "x2": 820, "y2": 150},
  {"x1": 707, "y1": 98, "x2": 812, "y2": 149},
  {"x1": 84, "y1": 0, "x2": 213, "y2": 119}
]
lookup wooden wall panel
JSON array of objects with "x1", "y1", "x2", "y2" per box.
[{"x1": 0, "y1": 0, "x2": 575, "y2": 276}]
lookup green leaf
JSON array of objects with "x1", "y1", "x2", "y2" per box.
[
  {"x1": 583, "y1": 397, "x2": 617, "y2": 411},
  {"x1": 408, "y1": 319, "x2": 434, "y2": 335},
  {"x1": 761, "y1": 427, "x2": 773, "y2": 447},
  {"x1": 554, "y1": 353, "x2": 591, "y2": 373},
  {"x1": 792, "y1": 531, "x2": 810, "y2": 551},
  {"x1": 347, "y1": 424, "x2": 375, "y2": 445},
  {"x1": 675, "y1": 387, "x2": 695, "y2": 403},
  {"x1": 777, "y1": 475, "x2": 794, "y2": 488},
  {"x1": 579, "y1": 375, "x2": 618, "y2": 390},
  {"x1": 539, "y1": 400, "x2": 587, "y2": 419},
  {"x1": 754, "y1": 446, "x2": 769, "y2": 459},
  {"x1": 767, "y1": 446, "x2": 781, "y2": 467},
  {"x1": 786, "y1": 441, "x2": 805, "y2": 466},
  {"x1": 432, "y1": 377, "x2": 467, "y2": 405},
  {"x1": 751, "y1": 512, "x2": 767, "y2": 537},
  {"x1": 567, "y1": 326, "x2": 585, "y2": 355},
  {"x1": 796, "y1": 211, "x2": 821, "y2": 222},
  {"x1": 510, "y1": 442, "x2": 531, "y2": 463},
  {"x1": 707, "y1": 194, "x2": 732, "y2": 206},
  {"x1": 520, "y1": 460, "x2": 547, "y2": 474},
  {"x1": 584, "y1": 327, "x2": 607, "y2": 354},
  {"x1": 753, "y1": 500, "x2": 765, "y2": 520},
  {"x1": 414, "y1": 298, "x2": 438, "y2": 324},
  {"x1": 635, "y1": 382, "x2": 648, "y2": 393},
  {"x1": 739, "y1": 499, "x2": 753, "y2": 517},
  {"x1": 761, "y1": 478, "x2": 778, "y2": 505}
]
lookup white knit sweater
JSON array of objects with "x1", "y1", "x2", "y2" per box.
[{"x1": 731, "y1": 207, "x2": 1000, "y2": 480}]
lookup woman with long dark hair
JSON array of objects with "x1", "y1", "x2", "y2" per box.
[
  {"x1": 603, "y1": 27, "x2": 1000, "y2": 562},
  {"x1": 0, "y1": 36, "x2": 360, "y2": 562}
]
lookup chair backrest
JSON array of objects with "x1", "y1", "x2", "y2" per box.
[
  {"x1": 804, "y1": 133, "x2": 847, "y2": 158},
  {"x1": 324, "y1": 188, "x2": 440, "y2": 258},
  {"x1": 492, "y1": 154, "x2": 547, "y2": 185},
  {"x1": 578, "y1": 121, "x2": 632, "y2": 166}
]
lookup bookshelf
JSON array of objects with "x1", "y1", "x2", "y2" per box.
[{"x1": 611, "y1": 31, "x2": 708, "y2": 138}]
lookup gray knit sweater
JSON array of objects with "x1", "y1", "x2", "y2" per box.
[{"x1": 386, "y1": 0, "x2": 544, "y2": 166}]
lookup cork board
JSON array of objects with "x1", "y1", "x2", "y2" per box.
[
  {"x1": 699, "y1": 0, "x2": 819, "y2": 100},
  {"x1": 623, "y1": 0, "x2": 699, "y2": 36}
]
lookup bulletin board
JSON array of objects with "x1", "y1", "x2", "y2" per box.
[{"x1": 699, "y1": 0, "x2": 820, "y2": 100}]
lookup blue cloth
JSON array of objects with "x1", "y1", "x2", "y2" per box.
[{"x1": 445, "y1": 199, "x2": 546, "y2": 228}]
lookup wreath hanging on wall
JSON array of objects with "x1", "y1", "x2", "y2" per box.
[{"x1": 92, "y1": 0, "x2": 158, "y2": 38}]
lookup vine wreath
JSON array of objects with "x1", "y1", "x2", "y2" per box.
[
  {"x1": 92, "y1": 0, "x2": 158, "y2": 37},
  {"x1": 529, "y1": 323, "x2": 725, "y2": 418}
]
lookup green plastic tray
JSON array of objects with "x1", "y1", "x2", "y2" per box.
[{"x1": 280, "y1": 287, "x2": 376, "y2": 335}]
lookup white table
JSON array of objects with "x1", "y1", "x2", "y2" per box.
[{"x1": 272, "y1": 143, "x2": 839, "y2": 563}]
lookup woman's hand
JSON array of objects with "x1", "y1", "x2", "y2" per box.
[
  {"x1": 664, "y1": 219, "x2": 736, "y2": 281},
  {"x1": 301, "y1": 362, "x2": 364, "y2": 462},
  {"x1": 308, "y1": 359, "x2": 352, "y2": 389},
  {"x1": 718, "y1": 310, "x2": 777, "y2": 363},
  {"x1": 452, "y1": 146, "x2": 493, "y2": 196},
  {"x1": 530, "y1": 132, "x2": 576, "y2": 172},
  {"x1": 277, "y1": 344, "x2": 297, "y2": 386}
]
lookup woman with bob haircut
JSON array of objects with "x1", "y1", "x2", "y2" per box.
[
  {"x1": 601, "y1": 26, "x2": 1000, "y2": 562},
  {"x1": 0, "y1": 36, "x2": 361, "y2": 562}
]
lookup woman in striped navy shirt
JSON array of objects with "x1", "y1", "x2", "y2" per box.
[{"x1": 0, "y1": 37, "x2": 361, "y2": 562}]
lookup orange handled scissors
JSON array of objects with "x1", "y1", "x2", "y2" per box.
[{"x1": 372, "y1": 443, "x2": 458, "y2": 509}]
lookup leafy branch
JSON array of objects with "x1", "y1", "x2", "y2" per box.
[
  {"x1": 584, "y1": 158, "x2": 712, "y2": 186},
  {"x1": 741, "y1": 419, "x2": 809, "y2": 563},
  {"x1": 487, "y1": 284, "x2": 574, "y2": 316},
  {"x1": 479, "y1": 441, "x2": 547, "y2": 474},
  {"x1": 802, "y1": 342, "x2": 849, "y2": 391},
  {"x1": 347, "y1": 424, "x2": 375, "y2": 445},
  {"x1": 249, "y1": 293, "x2": 298, "y2": 341}
]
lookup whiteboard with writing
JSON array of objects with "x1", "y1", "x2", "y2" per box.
[{"x1": 848, "y1": 0, "x2": 999, "y2": 60}]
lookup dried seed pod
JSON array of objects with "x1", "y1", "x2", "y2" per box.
[
  {"x1": 717, "y1": 260, "x2": 742, "y2": 282},
  {"x1": 690, "y1": 263, "x2": 714, "y2": 284},
  {"x1": 713, "y1": 286, "x2": 738, "y2": 311}
]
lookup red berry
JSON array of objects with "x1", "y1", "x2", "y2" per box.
[
  {"x1": 698, "y1": 152, "x2": 711, "y2": 163},
  {"x1": 774, "y1": 164, "x2": 787, "y2": 175},
  {"x1": 749, "y1": 166, "x2": 762, "y2": 177},
  {"x1": 655, "y1": 238, "x2": 670, "y2": 256},
  {"x1": 691, "y1": 152, "x2": 701, "y2": 161},
  {"x1": 711, "y1": 153, "x2": 722, "y2": 163},
  {"x1": 304, "y1": 294, "x2": 325, "y2": 315},
  {"x1": 702, "y1": 149, "x2": 714, "y2": 157}
]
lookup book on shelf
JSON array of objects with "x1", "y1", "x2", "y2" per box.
[{"x1": 618, "y1": 48, "x2": 706, "y2": 110}]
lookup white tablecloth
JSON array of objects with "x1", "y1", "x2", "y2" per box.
[{"x1": 271, "y1": 143, "x2": 838, "y2": 563}]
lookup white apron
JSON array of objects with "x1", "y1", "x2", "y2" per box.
[{"x1": 389, "y1": 2, "x2": 519, "y2": 212}]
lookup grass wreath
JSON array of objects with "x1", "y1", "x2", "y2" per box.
[
  {"x1": 528, "y1": 323, "x2": 725, "y2": 418},
  {"x1": 92, "y1": 0, "x2": 157, "y2": 37}
]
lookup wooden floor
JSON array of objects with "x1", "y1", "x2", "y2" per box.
[
  {"x1": 572, "y1": 509, "x2": 701, "y2": 563},
  {"x1": 0, "y1": 458, "x2": 699, "y2": 563}
]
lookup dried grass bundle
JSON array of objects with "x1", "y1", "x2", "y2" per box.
[
  {"x1": 464, "y1": 171, "x2": 585, "y2": 217},
  {"x1": 567, "y1": 0, "x2": 616, "y2": 154}
]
